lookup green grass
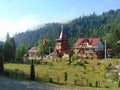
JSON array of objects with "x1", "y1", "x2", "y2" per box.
[{"x1": 4, "y1": 58, "x2": 120, "y2": 90}]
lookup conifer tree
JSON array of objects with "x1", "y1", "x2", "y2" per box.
[
  {"x1": 30, "y1": 60, "x2": 35, "y2": 80},
  {"x1": 0, "y1": 53, "x2": 4, "y2": 74},
  {"x1": 64, "y1": 72, "x2": 68, "y2": 83},
  {"x1": 0, "y1": 42, "x2": 4, "y2": 74},
  {"x1": 4, "y1": 33, "x2": 16, "y2": 62}
]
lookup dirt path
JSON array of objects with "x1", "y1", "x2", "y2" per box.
[{"x1": 0, "y1": 77, "x2": 78, "y2": 90}]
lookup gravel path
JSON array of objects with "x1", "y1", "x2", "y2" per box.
[{"x1": 0, "y1": 77, "x2": 78, "y2": 90}]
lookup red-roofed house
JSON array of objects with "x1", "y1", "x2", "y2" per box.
[{"x1": 74, "y1": 38, "x2": 104, "y2": 59}]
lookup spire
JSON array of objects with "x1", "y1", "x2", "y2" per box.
[{"x1": 59, "y1": 25, "x2": 64, "y2": 39}]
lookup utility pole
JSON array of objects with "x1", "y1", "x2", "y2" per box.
[
  {"x1": 105, "y1": 39, "x2": 107, "y2": 60},
  {"x1": 49, "y1": 46, "x2": 51, "y2": 55}
]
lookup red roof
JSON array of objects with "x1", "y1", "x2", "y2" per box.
[
  {"x1": 50, "y1": 50, "x2": 59, "y2": 56},
  {"x1": 74, "y1": 38, "x2": 101, "y2": 46}
]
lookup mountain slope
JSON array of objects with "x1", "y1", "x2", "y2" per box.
[{"x1": 13, "y1": 9, "x2": 120, "y2": 49}]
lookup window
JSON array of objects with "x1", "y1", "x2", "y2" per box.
[{"x1": 82, "y1": 43, "x2": 87, "y2": 46}]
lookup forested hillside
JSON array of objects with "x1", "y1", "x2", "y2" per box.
[{"x1": 13, "y1": 9, "x2": 120, "y2": 56}]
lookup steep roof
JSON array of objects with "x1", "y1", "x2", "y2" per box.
[
  {"x1": 56, "y1": 25, "x2": 68, "y2": 40},
  {"x1": 50, "y1": 50, "x2": 58, "y2": 56},
  {"x1": 74, "y1": 38, "x2": 101, "y2": 46},
  {"x1": 28, "y1": 47, "x2": 37, "y2": 53}
]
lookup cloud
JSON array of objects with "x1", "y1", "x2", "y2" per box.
[
  {"x1": 0, "y1": 11, "x2": 78, "y2": 41},
  {"x1": 0, "y1": 14, "x2": 40, "y2": 41}
]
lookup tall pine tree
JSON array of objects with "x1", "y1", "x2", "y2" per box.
[
  {"x1": 4, "y1": 33, "x2": 16, "y2": 62},
  {"x1": 0, "y1": 41, "x2": 4, "y2": 74}
]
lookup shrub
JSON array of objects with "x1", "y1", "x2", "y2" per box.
[
  {"x1": 95, "y1": 81, "x2": 98, "y2": 87},
  {"x1": 86, "y1": 79, "x2": 89, "y2": 86},
  {"x1": 89, "y1": 83, "x2": 92, "y2": 87},
  {"x1": 83, "y1": 65, "x2": 86, "y2": 70},
  {"x1": 97, "y1": 62, "x2": 101, "y2": 65},
  {"x1": 64, "y1": 72, "x2": 68, "y2": 83},
  {"x1": 3, "y1": 70, "x2": 9, "y2": 77},
  {"x1": 83, "y1": 60, "x2": 89, "y2": 64},
  {"x1": 49, "y1": 78, "x2": 53, "y2": 83},
  {"x1": 68, "y1": 58, "x2": 71, "y2": 65},
  {"x1": 49, "y1": 62, "x2": 53, "y2": 67},
  {"x1": 104, "y1": 85, "x2": 109, "y2": 88},
  {"x1": 30, "y1": 60, "x2": 35, "y2": 81},
  {"x1": 0, "y1": 54, "x2": 4, "y2": 74},
  {"x1": 57, "y1": 76, "x2": 59, "y2": 84},
  {"x1": 105, "y1": 64, "x2": 114, "y2": 70},
  {"x1": 74, "y1": 73, "x2": 78, "y2": 77},
  {"x1": 77, "y1": 61, "x2": 84, "y2": 66},
  {"x1": 14, "y1": 69, "x2": 19, "y2": 78},
  {"x1": 71, "y1": 54, "x2": 79, "y2": 60},
  {"x1": 74, "y1": 79, "x2": 77, "y2": 85}
]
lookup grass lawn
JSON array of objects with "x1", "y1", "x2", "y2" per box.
[{"x1": 4, "y1": 58, "x2": 120, "y2": 90}]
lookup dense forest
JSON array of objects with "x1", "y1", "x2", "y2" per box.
[{"x1": 13, "y1": 9, "x2": 120, "y2": 57}]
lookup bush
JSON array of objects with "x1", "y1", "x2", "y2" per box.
[
  {"x1": 86, "y1": 79, "x2": 89, "y2": 86},
  {"x1": 14, "y1": 69, "x2": 19, "y2": 78},
  {"x1": 104, "y1": 85, "x2": 109, "y2": 88},
  {"x1": 105, "y1": 64, "x2": 114, "y2": 70},
  {"x1": 30, "y1": 60, "x2": 35, "y2": 81},
  {"x1": 68, "y1": 58, "x2": 71, "y2": 65},
  {"x1": 97, "y1": 62, "x2": 101, "y2": 65},
  {"x1": 3, "y1": 70, "x2": 9, "y2": 77},
  {"x1": 71, "y1": 54, "x2": 79, "y2": 60},
  {"x1": 83, "y1": 65, "x2": 86, "y2": 70},
  {"x1": 64, "y1": 72, "x2": 68, "y2": 83},
  {"x1": 77, "y1": 61, "x2": 84, "y2": 66},
  {"x1": 49, "y1": 78, "x2": 53, "y2": 83},
  {"x1": 95, "y1": 81, "x2": 98, "y2": 87},
  {"x1": 89, "y1": 83, "x2": 92, "y2": 87},
  {"x1": 0, "y1": 54, "x2": 4, "y2": 74},
  {"x1": 74, "y1": 79, "x2": 77, "y2": 85},
  {"x1": 83, "y1": 60, "x2": 89, "y2": 64},
  {"x1": 57, "y1": 76, "x2": 60, "y2": 84}
]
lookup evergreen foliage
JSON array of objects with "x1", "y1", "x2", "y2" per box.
[
  {"x1": 16, "y1": 44, "x2": 26, "y2": 63},
  {"x1": 37, "y1": 39, "x2": 52, "y2": 56},
  {"x1": 0, "y1": 43, "x2": 4, "y2": 74},
  {"x1": 95, "y1": 81, "x2": 98, "y2": 87},
  {"x1": 30, "y1": 60, "x2": 35, "y2": 81},
  {"x1": 4, "y1": 33, "x2": 16, "y2": 62},
  {"x1": 13, "y1": 9, "x2": 120, "y2": 57},
  {"x1": 64, "y1": 72, "x2": 68, "y2": 83}
]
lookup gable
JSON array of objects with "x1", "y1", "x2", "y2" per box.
[{"x1": 75, "y1": 38, "x2": 101, "y2": 47}]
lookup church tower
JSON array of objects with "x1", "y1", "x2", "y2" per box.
[{"x1": 51, "y1": 26, "x2": 71, "y2": 56}]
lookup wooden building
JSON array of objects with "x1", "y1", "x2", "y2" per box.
[
  {"x1": 74, "y1": 38, "x2": 104, "y2": 59},
  {"x1": 50, "y1": 26, "x2": 71, "y2": 57},
  {"x1": 27, "y1": 47, "x2": 38, "y2": 57}
]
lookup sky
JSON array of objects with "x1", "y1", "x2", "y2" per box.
[{"x1": 0, "y1": 0, "x2": 120, "y2": 41}]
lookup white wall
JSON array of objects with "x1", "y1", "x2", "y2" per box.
[{"x1": 95, "y1": 41, "x2": 104, "y2": 51}]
